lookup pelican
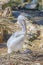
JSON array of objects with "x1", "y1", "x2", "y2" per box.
[{"x1": 7, "y1": 13, "x2": 27, "y2": 54}]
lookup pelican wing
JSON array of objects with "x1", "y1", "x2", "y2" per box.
[
  {"x1": 7, "y1": 31, "x2": 25, "y2": 47},
  {"x1": 7, "y1": 34, "x2": 25, "y2": 51}
]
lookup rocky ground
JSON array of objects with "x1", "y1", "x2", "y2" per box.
[{"x1": 0, "y1": 50, "x2": 43, "y2": 65}]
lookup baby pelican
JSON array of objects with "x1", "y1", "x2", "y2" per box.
[{"x1": 7, "y1": 13, "x2": 27, "y2": 54}]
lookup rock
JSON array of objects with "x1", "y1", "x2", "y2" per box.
[
  {"x1": 21, "y1": 49, "x2": 32, "y2": 54},
  {"x1": 24, "y1": 3, "x2": 39, "y2": 10},
  {"x1": 0, "y1": 0, "x2": 10, "y2": 4},
  {"x1": 39, "y1": 43, "x2": 43, "y2": 50},
  {"x1": 31, "y1": 63, "x2": 41, "y2": 65}
]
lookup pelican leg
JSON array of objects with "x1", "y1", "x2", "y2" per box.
[
  {"x1": 7, "y1": 48, "x2": 12, "y2": 64},
  {"x1": 8, "y1": 48, "x2": 12, "y2": 54},
  {"x1": 7, "y1": 53, "x2": 11, "y2": 65}
]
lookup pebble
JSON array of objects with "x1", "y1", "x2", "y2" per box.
[{"x1": 31, "y1": 63, "x2": 41, "y2": 65}]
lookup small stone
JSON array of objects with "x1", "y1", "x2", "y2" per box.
[{"x1": 31, "y1": 63, "x2": 41, "y2": 65}]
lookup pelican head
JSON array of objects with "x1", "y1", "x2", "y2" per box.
[{"x1": 17, "y1": 13, "x2": 27, "y2": 33}]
